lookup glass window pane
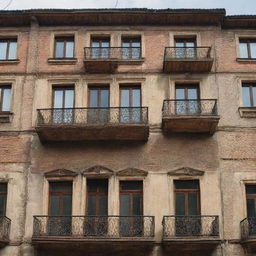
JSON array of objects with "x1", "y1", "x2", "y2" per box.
[
  {"x1": 132, "y1": 89, "x2": 141, "y2": 107},
  {"x1": 99, "y1": 195, "x2": 108, "y2": 215},
  {"x1": 88, "y1": 195, "x2": 96, "y2": 215},
  {"x1": 50, "y1": 182, "x2": 72, "y2": 192},
  {"x1": 242, "y1": 87, "x2": 251, "y2": 107},
  {"x1": 8, "y1": 42, "x2": 17, "y2": 59},
  {"x1": 54, "y1": 90, "x2": 63, "y2": 108},
  {"x1": 186, "y1": 42, "x2": 195, "y2": 47},
  {"x1": 246, "y1": 185, "x2": 256, "y2": 194},
  {"x1": 175, "y1": 193, "x2": 185, "y2": 215},
  {"x1": 188, "y1": 193, "x2": 198, "y2": 215},
  {"x1": 0, "y1": 42, "x2": 7, "y2": 60},
  {"x1": 50, "y1": 195, "x2": 60, "y2": 216},
  {"x1": 188, "y1": 88, "x2": 198, "y2": 100},
  {"x1": 175, "y1": 42, "x2": 185, "y2": 47},
  {"x1": 120, "y1": 181, "x2": 143, "y2": 191},
  {"x1": 132, "y1": 42, "x2": 140, "y2": 47},
  {"x1": 2, "y1": 88, "x2": 11, "y2": 111},
  {"x1": 121, "y1": 89, "x2": 130, "y2": 107},
  {"x1": 176, "y1": 88, "x2": 185, "y2": 99},
  {"x1": 100, "y1": 89, "x2": 109, "y2": 107},
  {"x1": 251, "y1": 43, "x2": 256, "y2": 58},
  {"x1": 247, "y1": 199, "x2": 256, "y2": 217},
  {"x1": 120, "y1": 194, "x2": 130, "y2": 215},
  {"x1": 240, "y1": 43, "x2": 249, "y2": 58},
  {"x1": 253, "y1": 87, "x2": 256, "y2": 107},
  {"x1": 175, "y1": 180, "x2": 199, "y2": 190},
  {"x1": 122, "y1": 42, "x2": 129, "y2": 47},
  {"x1": 0, "y1": 195, "x2": 6, "y2": 216},
  {"x1": 64, "y1": 90, "x2": 74, "y2": 108},
  {"x1": 0, "y1": 184, "x2": 7, "y2": 193},
  {"x1": 101, "y1": 42, "x2": 109, "y2": 48},
  {"x1": 63, "y1": 195, "x2": 72, "y2": 215},
  {"x1": 65, "y1": 41, "x2": 74, "y2": 58},
  {"x1": 132, "y1": 194, "x2": 142, "y2": 215},
  {"x1": 56, "y1": 41, "x2": 64, "y2": 58},
  {"x1": 89, "y1": 89, "x2": 98, "y2": 107}
]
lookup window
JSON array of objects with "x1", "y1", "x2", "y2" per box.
[
  {"x1": 175, "y1": 84, "x2": 200, "y2": 115},
  {"x1": 54, "y1": 37, "x2": 74, "y2": 58},
  {"x1": 88, "y1": 86, "x2": 109, "y2": 123},
  {"x1": 0, "y1": 38, "x2": 17, "y2": 60},
  {"x1": 121, "y1": 37, "x2": 141, "y2": 59},
  {"x1": 239, "y1": 39, "x2": 256, "y2": 59},
  {"x1": 120, "y1": 181, "x2": 143, "y2": 237},
  {"x1": 246, "y1": 185, "x2": 256, "y2": 235},
  {"x1": 174, "y1": 37, "x2": 196, "y2": 58},
  {"x1": 242, "y1": 83, "x2": 256, "y2": 107},
  {"x1": 120, "y1": 85, "x2": 141, "y2": 123},
  {"x1": 0, "y1": 86, "x2": 11, "y2": 112},
  {"x1": 52, "y1": 86, "x2": 74, "y2": 123},
  {"x1": 85, "y1": 179, "x2": 108, "y2": 236},
  {"x1": 91, "y1": 38, "x2": 110, "y2": 58},
  {"x1": 0, "y1": 184, "x2": 7, "y2": 216},
  {"x1": 48, "y1": 182, "x2": 72, "y2": 235}
]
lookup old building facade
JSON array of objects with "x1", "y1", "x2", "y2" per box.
[{"x1": 0, "y1": 8, "x2": 255, "y2": 256}]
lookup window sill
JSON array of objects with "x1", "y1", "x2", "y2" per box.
[
  {"x1": 239, "y1": 107, "x2": 256, "y2": 118},
  {"x1": 48, "y1": 58, "x2": 78, "y2": 65},
  {"x1": 0, "y1": 112, "x2": 13, "y2": 123},
  {"x1": 236, "y1": 58, "x2": 256, "y2": 63},
  {"x1": 0, "y1": 59, "x2": 20, "y2": 65}
]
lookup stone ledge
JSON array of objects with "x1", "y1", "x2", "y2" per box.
[
  {"x1": 239, "y1": 107, "x2": 256, "y2": 118},
  {"x1": 47, "y1": 58, "x2": 78, "y2": 65}
]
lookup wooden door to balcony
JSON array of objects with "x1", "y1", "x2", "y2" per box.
[
  {"x1": 175, "y1": 38, "x2": 196, "y2": 58},
  {"x1": 91, "y1": 38, "x2": 110, "y2": 59},
  {"x1": 121, "y1": 37, "x2": 141, "y2": 59},
  {"x1": 0, "y1": 184, "x2": 7, "y2": 216},
  {"x1": 175, "y1": 84, "x2": 200, "y2": 115},
  {"x1": 52, "y1": 86, "x2": 74, "y2": 124},
  {"x1": 48, "y1": 182, "x2": 72, "y2": 236},
  {"x1": 88, "y1": 86, "x2": 109, "y2": 124},
  {"x1": 120, "y1": 86, "x2": 141, "y2": 123},
  {"x1": 86, "y1": 179, "x2": 108, "y2": 236},
  {"x1": 174, "y1": 180, "x2": 200, "y2": 236},
  {"x1": 120, "y1": 181, "x2": 143, "y2": 237},
  {"x1": 246, "y1": 185, "x2": 256, "y2": 236}
]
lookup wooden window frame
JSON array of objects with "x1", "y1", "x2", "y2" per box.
[
  {"x1": 239, "y1": 39, "x2": 256, "y2": 59},
  {"x1": 245, "y1": 184, "x2": 256, "y2": 217},
  {"x1": 119, "y1": 181, "x2": 143, "y2": 216},
  {"x1": 48, "y1": 181, "x2": 72, "y2": 216},
  {"x1": 86, "y1": 179, "x2": 108, "y2": 215},
  {"x1": 242, "y1": 82, "x2": 256, "y2": 107},
  {"x1": 54, "y1": 36, "x2": 75, "y2": 59},
  {"x1": 0, "y1": 183, "x2": 7, "y2": 216},
  {"x1": 175, "y1": 84, "x2": 200, "y2": 100},
  {"x1": 0, "y1": 38, "x2": 17, "y2": 60},
  {"x1": 90, "y1": 37, "x2": 110, "y2": 47},
  {"x1": 52, "y1": 85, "x2": 75, "y2": 109},
  {"x1": 119, "y1": 85, "x2": 142, "y2": 107},
  {"x1": 174, "y1": 180, "x2": 200, "y2": 216},
  {"x1": 174, "y1": 38, "x2": 197, "y2": 47},
  {"x1": 88, "y1": 85, "x2": 110, "y2": 108},
  {"x1": 0, "y1": 85, "x2": 11, "y2": 113},
  {"x1": 121, "y1": 37, "x2": 141, "y2": 59}
]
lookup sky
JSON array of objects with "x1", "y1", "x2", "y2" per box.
[{"x1": 0, "y1": 0, "x2": 256, "y2": 15}]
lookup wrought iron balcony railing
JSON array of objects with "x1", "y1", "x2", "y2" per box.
[
  {"x1": 37, "y1": 107, "x2": 148, "y2": 126},
  {"x1": 33, "y1": 216, "x2": 155, "y2": 238},
  {"x1": 84, "y1": 47, "x2": 142, "y2": 60},
  {"x1": 162, "y1": 99, "x2": 218, "y2": 117},
  {"x1": 162, "y1": 216, "x2": 219, "y2": 238},
  {"x1": 240, "y1": 217, "x2": 256, "y2": 240},
  {"x1": 164, "y1": 47, "x2": 212, "y2": 60},
  {"x1": 0, "y1": 216, "x2": 11, "y2": 241}
]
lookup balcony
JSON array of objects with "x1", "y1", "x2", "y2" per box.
[
  {"x1": 240, "y1": 217, "x2": 256, "y2": 252},
  {"x1": 163, "y1": 47, "x2": 213, "y2": 73},
  {"x1": 35, "y1": 107, "x2": 149, "y2": 142},
  {"x1": 84, "y1": 47, "x2": 143, "y2": 73},
  {"x1": 32, "y1": 215, "x2": 155, "y2": 252},
  {"x1": 162, "y1": 99, "x2": 220, "y2": 134},
  {"x1": 0, "y1": 217, "x2": 11, "y2": 247},
  {"x1": 162, "y1": 216, "x2": 220, "y2": 253}
]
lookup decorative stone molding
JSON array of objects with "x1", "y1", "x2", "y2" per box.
[
  {"x1": 116, "y1": 168, "x2": 148, "y2": 177},
  {"x1": 44, "y1": 169, "x2": 78, "y2": 179},
  {"x1": 168, "y1": 167, "x2": 204, "y2": 176},
  {"x1": 83, "y1": 165, "x2": 113, "y2": 178}
]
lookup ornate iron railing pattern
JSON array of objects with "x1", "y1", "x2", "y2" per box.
[
  {"x1": 162, "y1": 99, "x2": 218, "y2": 117},
  {"x1": 33, "y1": 216, "x2": 154, "y2": 238},
  {"x1": 162, "y1": 216, "x2": 219, "y2": 238},
  {"x1": 164, "y1": 47, "x2": 212, "y2": 60},
  {"x1": 84, "y1": 47, "x2": 141, "y2": 60},
  {"x1": 0, "y1": 216, "x2": 11, "y2": 241},
  {"x1": 240, "y1": 217, "x2": 256, "y2": 240},
  {"x1": 37, "y1": 107, "x2": 148, "y2": 126}
]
